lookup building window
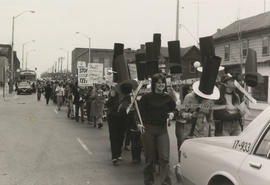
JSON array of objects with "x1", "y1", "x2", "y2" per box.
[
  {"x1": 99, "y1": 57, "x2": 104, "y2": 62},
  {"x1": 224, "y1": 44, "x2": 230, "y2": 61},
  {"x1": 251, "y1": 76, "x2": 268, "y2": 102},
  {"x1": 242, "y1": 40, "x2": 249, "y2": 58},
  {"x1": 262, "y1": 37, "x2": 269, "y2": 56},
  {"x1": 93, "y1": 57, "x2": 99, "y2": 63}
]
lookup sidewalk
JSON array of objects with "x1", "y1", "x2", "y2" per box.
[{"x1": 0, "y1": 87, "x2": 15, "y2": 102}]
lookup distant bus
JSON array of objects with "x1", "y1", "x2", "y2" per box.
[{"x1": 18, "y1": 70, "x2": 37, "y2": 82}]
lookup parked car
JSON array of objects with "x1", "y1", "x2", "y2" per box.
[
  {"x1": 178, "y1": 106, "x2": 270, "y2": 185},
  {"x1": 17, "y1": 82, "x2": 32, "y2": 95}
]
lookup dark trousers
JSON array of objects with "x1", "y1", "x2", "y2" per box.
[
  {"x1": 86, "y1": 102, "x2": 92, "y2": 121},
  {"x1": 108, "y1": 114, "x2": 126, "y2": 160},
  {"x1": 124, "y1": 129, "x2": 131, "y2": 147},
  {"x1": 175, "y1": 121, "x2": 192, "y2": 162},
  {"x1": 75, "y1": 102, "x2": 84, "y2": 121},
  {"x1": 142, "y1": 124, "x2": 171, "y2": 185},
  {"x1": 37, "y1": 93, "x2": 41, "y2": 101},
  {"x1": 45, "y1": 97, "x2": 50, "y2": 105},
  {"x1": 131, "y1": 131, "x2": 142, "y2": 161},
  {"x1": 215, "y1": 121, "x2": 223, "y2": 136}
]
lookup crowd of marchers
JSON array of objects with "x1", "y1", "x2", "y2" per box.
[
  {"x1": 33, "y1": 69, "x2": 247, "y2": 185},
  {"x1": 35, "y1": 79, "x2": 110, "y2": 128}
]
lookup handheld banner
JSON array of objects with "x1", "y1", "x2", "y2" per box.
[
  {"x1": 77, "y1": 61, "x2": 86, "y2": 68},
  {"x1": 78, "y1": 66, "x2": 89, "y2": 87},
  {"x1": 88, "y1": 63, "x2": 104, "y2": 85},
  {"x1": 128, "y1": 64, "x2": 138, "y2": 80}
]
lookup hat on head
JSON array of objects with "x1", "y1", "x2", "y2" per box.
[
  {"x1": 120, "y1": 83, "x2": 133, "y2": 94},
  {"x1": 115, "y1": 79, "x2": 138, "y2": 95},
  {"x1": 192, "y1": 56, "x2": 221, "y2": 100},
  {"x1": 221, "y1": 73, "x2": 234, "y2": 83}
]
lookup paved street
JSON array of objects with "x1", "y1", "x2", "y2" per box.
[{"x1": 0, "y1": 94, "x2": 180, "y2": 185}]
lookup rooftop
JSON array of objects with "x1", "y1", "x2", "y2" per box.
[{"x1": 213, "y1": 11, "x2": 270, "y2": 40}]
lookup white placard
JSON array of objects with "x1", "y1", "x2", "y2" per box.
[
  {"x1": 128, "y1": 64, "x2": 138, "y2": 80},
  {"x1": 104, "y1": 67, "x2": 113, "y2": 82},
  {"x1": 87, "y1": 63, "x2": 103, "y2": 84},
  {"x1": 77, "y1": 61, "x2": 86, "y2": 68},
  {"x1": 78, "y1": 66, "x2": 89, "y2": 87}
]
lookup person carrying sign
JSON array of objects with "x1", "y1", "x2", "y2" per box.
[
  {"x1": 106, "y1": 87, "x2": 125, "y2": 166},
  {"x1": 213, "y1": 74, "x2": 246, "y2": 136}
]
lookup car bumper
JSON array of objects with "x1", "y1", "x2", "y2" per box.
[{"x1": 18, "y1": 89, "x2": 32, "y2": 94}]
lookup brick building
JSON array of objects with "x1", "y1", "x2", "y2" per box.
[{"x1": 0, "y1": 44, "x2": 21, "y2": 82}]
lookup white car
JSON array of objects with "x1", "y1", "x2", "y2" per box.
[{"x1": 179, "y1": 106, "x2": 270, "y2": 185}]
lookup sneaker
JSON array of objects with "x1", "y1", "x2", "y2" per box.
[
  {"x1": 117, "y1": 156, "x2": 123, "y2": 161},
  {"x1": 98, "y1": 123, "x2": 103, "y2": 129},
  {"x1": 112, "y1": 159, "x2": 119, "y2": 166}
]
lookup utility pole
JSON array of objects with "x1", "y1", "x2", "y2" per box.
[
  {"x1": 88, "y1": 37, "x2": 91, "y2": 64},
  {"x1": 10, "y1": 16, "x2": 15, "y2": 93},
  {"x1": 3, "y1": 66, "x2": 5, "y2": 98},
  {"x1": 60, "y1": 57, "x2": 63, "y2": 73},
  {"x1": 55, "y1": 61, "x2": 57, "y2": 73},
  {"x1": 58, "y1": 58, "x2": 61, "y2": 73},
  {"x1": 176, "y1": 0, "x2": 180, "y2": 40},
  {"x1": 196, "y1": 0, "x2": 200, "y2": 43}
]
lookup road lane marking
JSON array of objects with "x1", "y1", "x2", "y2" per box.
[
  {"x1": 77, "y1": 137, "x2": 93, "y2": 155},
  {"x1": 54, "y1": 109, "x2": 58, "y2": 114}
]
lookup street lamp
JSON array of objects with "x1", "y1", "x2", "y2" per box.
[
  {"x1": 25, "y1": 49, "x2": 36, "y2": 70},
  {"x1": 10, "y1": 10, "x2": 35, "y2": 92},
  {"x1": 22, "y1": 40, "x2": 35, "y2": 70},
  {"x1": 60, "y1": 48, "x2": 69, "y2": 73},
  {"x1": 76, "y1": 32, "x2": 91, "y2": 64}
]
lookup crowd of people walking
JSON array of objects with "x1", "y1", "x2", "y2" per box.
[{"x1": 34, "y1": 68, "x2": 248, "y2": 185}]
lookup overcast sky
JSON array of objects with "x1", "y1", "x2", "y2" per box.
[{"x1": 0, "y1": 0, "x2": 268, "y2": 75}]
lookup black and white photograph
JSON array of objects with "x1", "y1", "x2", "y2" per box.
[{"x1": 1, "y1": 0, "x2": 270, "y2": 185}]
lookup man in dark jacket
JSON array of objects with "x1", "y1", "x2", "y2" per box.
[
  {"x1": 44, "y1": 82, "x2": 52, "y2": 105},
  {"x1": 73, "y1": 86, "x2": 85, "y2": 122}
]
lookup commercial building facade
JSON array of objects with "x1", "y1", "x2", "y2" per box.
[{"x1": 213, "y1": 11, "x2": 270, "y2": 109}]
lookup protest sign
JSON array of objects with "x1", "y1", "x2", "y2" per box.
[
  {"x1": 78, "y1": 66, "x2": 89, "y2": 87},
  {"x1": 88, "y1": 63, "x2": 103, "y2": 85},
  {"x1": 77, "y1": 61, "x2": 86, "y2": 68},
  {"x1": 128, "y1": 64, "x2": 138, "y2": 80}
]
